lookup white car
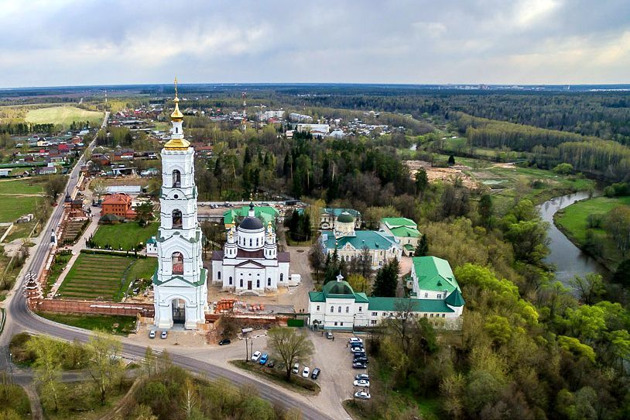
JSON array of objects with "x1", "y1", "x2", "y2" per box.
[
  {"x1": 251, "y1": 351, "x2": 262, "y2": 362},
  {"x1": 292, "y1": 363, "x2": 300, "y2": 374},
  {"x1": 354, "y1": 390, "x2": 371, "y2": 400},
  {"x1": 354, "y1": 379, "x2": 370, "y2": 387},
  {"x1": 302, "y1": 366, "x2": 310, "y2": 378},
  {"x1": 349, "y1": 337, "x2": 363, "y2": 345}
]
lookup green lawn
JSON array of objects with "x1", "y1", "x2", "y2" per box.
[
  {"x1": 0, "y1": 179, "x2": 45, "y2": 195},
  {"x1": 58, "y1": 253, "x2": 157, "y2": 301},
  {"x1": 37, "y1": 313, "x2": 137, "y2": 335},
  {"x1": 91, "y1": 222, "x2": 158, "y2": 250},
  {"x1": 0, "y1": 179, "x2": 46, "y2": 223},
  {"x1": 555, "y1": 196, "x2": 630, "y2": 269},
  {"x1": 25, "y1": 106, "x2": 103, "y2": 126}
]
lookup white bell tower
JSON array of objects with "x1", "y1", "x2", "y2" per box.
[{"x1": 153, "y1": 78, "x2": 208, "y2": 330}]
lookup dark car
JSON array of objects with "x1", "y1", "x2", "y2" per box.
[
  {"x1": 267, "y1": 360, "x2": 275, "y2": 368},
  {"x1": 218, "y1": 338, "x2": 231, "y2": 346},
  {"x1": 311, "y1": 367, "x2": 321, "y2": 379},
  {"x1": 353, "y1": 351, "x2": 366, "y2": 358},
  {"x1": 353, "y1": 357, "x2": 369, "y2": 364},
  {"x1": 352, "y1": 362, "x2": 368, "y2": 369}
]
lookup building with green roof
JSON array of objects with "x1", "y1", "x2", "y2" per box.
[
  {"x1": 320, "y1": 208, "x2": 362, "y2": 229},
  {"x1": 223, "y1": 205, "x2": 279, "y2": 229},
  {"x1": 308, "y1": 268, "x2": 464, "y2": 331},
  {"x1": 320, "y1": 229, "x2": 402, "y2": 269},
  {"x1": 380, "y1": 217, "x2": 421, "y2": 256}
]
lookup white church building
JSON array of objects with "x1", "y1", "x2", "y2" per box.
[
  {"x1": 153, "y1": 85, "x2": 208, "y2": 330},
  {"x1": 211, "y1": 204, "x2": 291, "y2": 295}
]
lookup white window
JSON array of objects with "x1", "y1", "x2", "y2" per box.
[
  {"x1": 371, "y1": 320, "x2": 377, "y2": 325},
  {"x1": 334, "y1": 322, "x2": 338, "y2": 326},
  {"x1": 341, "y1": 322, "x2": 344, "y2": 326},
  {"x1": 358, "y1": 307, "x2": 362, "y2": 312},
  {"x1": 372, "y1": 312, "x2": 377, "y2": 316},
  {"x1": 229, "y1": 276, "x2": 232, "y2": 285},
  {"x1": 346, "y1": 306, "x2": 350, "y2": 313},
  {"x1": 338, "y1": 306, "x2": 342, "y2": 313},
  {"x1": 437, "y1": 294, "x2": 441, "y2": 299},
  {"x1": 240, "y1": 279, "x2": 243, "y2": 287},
  {"x1": 330, "y1": 306, "x2": 334, "y2": 313},
  {"x1": 430, "y1": 313, "x2": 434, "y2": 318},
  {"x1": 316, "y1": 305, "x2": 320, "y2": 311},
  {"x1": 268, "y1": 278, "x2": 271, "y2": 286},
  {"x1": 442, "y1": 314, "x2": 446, "y2": 318},
  {"x1": 218, "y1": 272, "x2": 221, "y2": 280}
]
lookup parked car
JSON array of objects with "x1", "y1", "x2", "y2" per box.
[
  {"x1": 354, "y1": 379, "x2": 370, "y2": 387},
  {"x1": 292, "y1": 363, "x2": 300, "y2": 374},
  {"x1": 251, "y1": 351, "x2": 262, "y2": 362},
  {"x1": 350, "y1": 346, "x2": 365, "y2": 353},
  {"x1": 160, "y1": 331, "x2": 168, "y2": 339},
  {"x1": 218, "y1": 338, "x2": 231, "y2": 346},
  {"x1": 302, "y1": 366, "x2": 310, "y2": 378},
  {"x1": 353, "y1": 357, "x2": 369, "y2": 364},
  {"x1": 311, "y1": 368, "x2": 321, "y2": 379},
  {"x1": 354, "y1": 391, "x2": 371, "y2": 400},
  {"x1": 259, "y1": 353, "x2": 269, "y2": 365},
  {"x1": 149, "y1": 330, "x2": 156, "y2": 339},
  {"x1": 352, "y1": 362, "x2": 368, "y2": 369},
  {"x1": 355, "y1": 374, "x2": 369, "y2": 381},
  {"x1": 353, "y1": 351, "x2": 366, "y2": 358},
  {"x1": 326, "y1": 331, "x2": 334, "y2": 339},
  {"x1": 349, "y1": 337, "x2": 363, "y2": 345},
  {"x1": 267, "y1": 360, "x2": 275, "y2": 368}
]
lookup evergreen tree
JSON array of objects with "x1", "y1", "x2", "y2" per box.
[
  {"x1": 414, "y1": 235, "x2": 428, "y2": 257},
  {"x1": 372, "y1": 258, "x2": 399, "y2": 297}
]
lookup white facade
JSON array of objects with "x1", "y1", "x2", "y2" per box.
[
  {"x1": 153, "y1": 93, "x2": 208, "y2": 330},
  {"x1": 211, "y1": 205, "x2": 291, "y2": 295}
]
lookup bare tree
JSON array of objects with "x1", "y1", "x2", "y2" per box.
[{"x1": 267, "y1": 327, "x2": 314, "y2": 382}]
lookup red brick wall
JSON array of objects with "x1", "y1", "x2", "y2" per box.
[{"x1": 30, "y1": 298, "x2": 154, "y2": 317}]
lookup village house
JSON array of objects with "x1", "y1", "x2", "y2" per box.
[
  {"x1": 380, "y1": 217, "x2": 421, "y2": 256},
  {"x1": 101, "y1": 193, "x2": 136, "y2": 219}
]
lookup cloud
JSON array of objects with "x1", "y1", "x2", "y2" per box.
[{"x1": 0, "y1": 0, "x2": 628, "y2": 87}]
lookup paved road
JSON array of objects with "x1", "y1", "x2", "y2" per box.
[{"x1": 0, "y1": 113, "x2": 335, "y2": 420}]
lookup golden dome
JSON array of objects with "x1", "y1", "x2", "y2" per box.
[
  {"x1": 164, "y1": 137, "x2": 190, "y2": 150},
  {"x1": 170, "y1": 97, "x2": 184, "y2": 121}
]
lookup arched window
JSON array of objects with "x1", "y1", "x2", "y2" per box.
[
  {"x1": 330, "y1": 306, "x2": 334, "y2": 313},
  {"x1": 229, "y1": 276, "x2": 233, "y2": 285},
  {"x1": 280, "y1": 273, "x2": 284, "y2": 282},
  {"x1": 256, "y1": 280, "x2": 260, "y2": 288},
  {"x1": 172, "y1": 252, "x2": 184, "y2": 275},
  {"x1": 239, "y1": 279, "x2": 243, "y2": 288},
  {"x1": 346, "y1": 306, "x2": 350, "y2": 313},
  {"x1": 268, "y1": 278, "x2": 271, "y2": 286},
  {"x1": 172, "y1": 170, "x2": 181, "y2": 188},
  {"x1": 338, "y1": 306, "x2": 341, "y2": 313},
  {"x1": 249, "y1": 238, "x2": 252, "y2": 247},
  {"x1": 218, "y1": 272, "x2": 221, "y2": 280},
  {"x1": 172, "y1": 209, "x2": 182, "y2": 229}
]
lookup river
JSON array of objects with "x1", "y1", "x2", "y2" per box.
[{"x1": 539, "y1": 192, "x2": 610, "y2": 286}]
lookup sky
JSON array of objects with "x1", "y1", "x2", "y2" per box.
[{"x1": 2, "y1": 0, "x2": 630, "y2": 87}]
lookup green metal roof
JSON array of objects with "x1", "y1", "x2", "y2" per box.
[
  {"x1": 445, "y1": 288, "x2": 465, "y2": 307},
  {"x1": 412, "y1": 256, "x2": 460, "y2": 293},
  {"x1": 403, "y1": 244, "x2": 416, "y2": 251},
  {"x1": 152, "y1": 268, "x2": 207, "y2": 287},
  {"x1": 381, "y1": 217, "x2": 417, "y2": 229},
  {"x1": 367, "y1": 297, "x2": 454, "y2": 313},
  {"x1": 337, "y1": 212, "x2": 355, "y2": 223},
  {"x1": 323, "y1": 208, "x2": 361, "y2": 218},
  {"x1": 321, "y1": 230, "x2": 398, "y2": 251},
  {"x1": 355, "y1": 292, "x2": 369, "y2": 303},
  {"x1": 322, "y1": 280, "x2": 356, "y2": 299},
  {"x1": 309, "y1": 291, "x2": 326, "y2": 302},
  {"x1": 223, "y1": 206, "x2": 279, "y2": 225},
  {"x1": 390, "y1": 226, "x2": 420, "y2": 238}
]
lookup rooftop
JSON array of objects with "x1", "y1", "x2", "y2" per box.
[{"x1": 412, "y1": 256, "x2": 460, "y2": 293}]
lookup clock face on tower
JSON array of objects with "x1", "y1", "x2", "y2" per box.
[{"x1": 153, "y1": 81, "x2": 208, "y2": 330}]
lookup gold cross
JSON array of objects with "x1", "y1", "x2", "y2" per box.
[{"x1": 174, "y1": 77, "x2": 179, "y2": 98}]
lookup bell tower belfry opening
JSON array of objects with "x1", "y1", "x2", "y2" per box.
[{"x1": 153, "y1": 78, "x2": 208, "y2": 330}]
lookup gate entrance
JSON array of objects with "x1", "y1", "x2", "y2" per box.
[{"x1": 172, "y1": 299, "x2": 186, "y2": 324}]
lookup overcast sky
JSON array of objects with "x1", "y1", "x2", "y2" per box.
[{"x1": 2, "y1": 0, "x2": 629, "y2": 87}]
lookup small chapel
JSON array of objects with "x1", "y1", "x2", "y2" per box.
[{"x1": 211, "y1": 204, "x2": 291, "y2": 295}]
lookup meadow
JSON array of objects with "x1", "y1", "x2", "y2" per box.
[
  {"x1": 91, "y1": 221, "x2": 158, "y2": 250},
  {"x1": 24, "y1": 106, "x2": 103, "y2": 126}
]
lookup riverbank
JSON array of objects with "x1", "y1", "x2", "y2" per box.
[
  {"x1": 539, "y1": 192, "x2": 610, "y2": 286},
  {"x1": 554, "y1": 195, "x2": 630, "y2": 273}
]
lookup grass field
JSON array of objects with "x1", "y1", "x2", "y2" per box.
[
  {"x1": 58, "y1": 254, "x2": 157, "y2": 301},
  {"x1": 91, "y1": 222, "x2": 158, "y2": 250},
  {"x1": 25, "y1": 106, "x2": 104, "y2": 126},
  {"x1": 0, "y1": 179, "x2": 46, "y2": 224},
  {"x1": 0, "y1": 383, "x2": 31, "y2": 419},
  {"x1": 37, "y1": 312, "x2": 137, "y2": 335},
  {"x1": 555, "y1": 196, "x2": 630, "y2": 269}
]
